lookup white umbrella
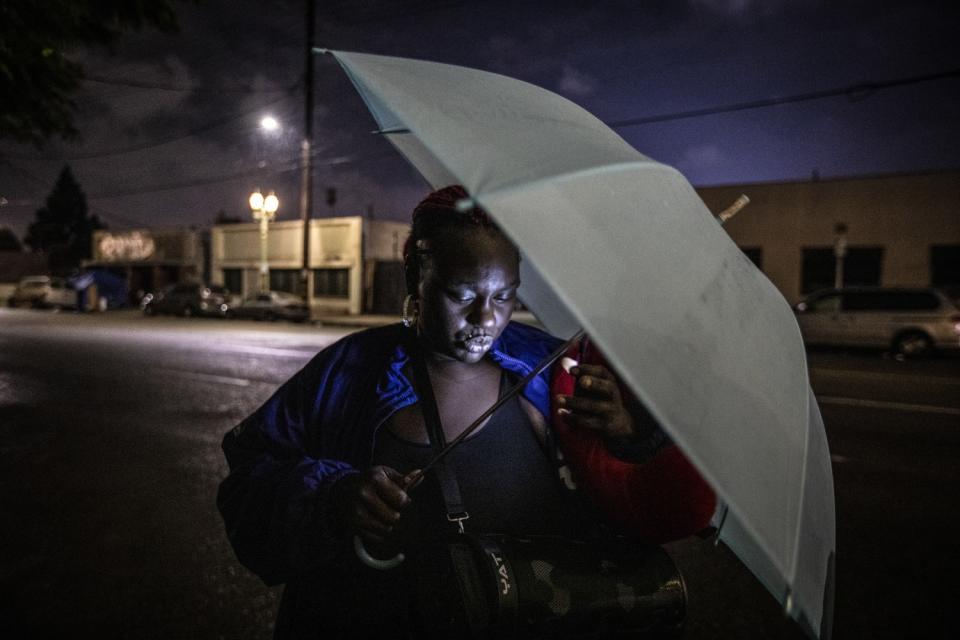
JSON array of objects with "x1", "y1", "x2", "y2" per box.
[{"x1": 321, "y1": 49, "x2": 836, "y2": 638}]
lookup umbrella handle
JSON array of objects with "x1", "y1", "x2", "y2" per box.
[{"x1": 354, "y1": 534, "x2": 405, "y2": 570}]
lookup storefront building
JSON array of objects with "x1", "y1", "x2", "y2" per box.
[
  {"x1": 696, "y1": 170, "x2": 960, "y2": 304},
  {"x1": 85, "y1": 229, "x2": 205, "y2": 303},
  {"x1": 86, "y1": 171, "x2": 958, "y2": 315},
  {"x1": 210, "y1": 217, "x2": 409, "y2": 315}
]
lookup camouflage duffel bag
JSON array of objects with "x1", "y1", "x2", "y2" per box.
[{"x1": 406, "y1": 533, "x2": 686, "y2": 639}]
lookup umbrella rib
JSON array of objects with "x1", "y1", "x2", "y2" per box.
[
  {"x1": 469, "y1": 159, "x2": 677, "y2": 208},
  {"x1": 472, "y1": 160, "x2": 804, "y2": 601},
  {"x1": 786, "y1": 386, "x2": 817, "y2": 604}
]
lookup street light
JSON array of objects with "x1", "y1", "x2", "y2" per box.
[
  {"x1": 260, "y1": 115, "x2": 280, "y2": 133},
  {"x1": 249, "y1": 189, "x2": 279, "y2": 293}
]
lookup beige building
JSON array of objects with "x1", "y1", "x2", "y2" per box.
[
  {"x1": 696, "y1": 171, "x2": 960, "y2": 304},
  {"x1": 211, "y1": 216, "x2": 409, "y2": 315}
]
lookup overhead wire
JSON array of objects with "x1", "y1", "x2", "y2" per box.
[
  {"x1": 78, "y1": 65, "x2": 953, "y2": 194},
  {"x1": 320, "y1": 0, "x2": 469, "y2": 24},
  {"x1": 608, "y1": 67, "x2": 960, "y2": 128},
  {"x1": 0, "y1": 159, "x2": 49, "y2": 187},
  {"x1": 85, "y1": 152, "x2": 355, "y2": 199},
  {"x1": 83, "y1": 74, "x2": 296, "y2": 94},
  {"x1": 0, "y1": 137, "x2": 359, "y2": 207},
  {"x1": 16, "y1": 64, "x2": 949, "y2": 163},
  {"x1": 4, "y1": 88, "x2": 302, "y2": 160},
  {"x1": 7, "y1": 60, "x2": 956, "y2": 209},
  {"x1": 86, "y1": 204, "x2": 153, "y2": 229}
]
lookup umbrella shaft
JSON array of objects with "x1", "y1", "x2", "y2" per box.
[{"x1": 413, "y1": 328, "x2": 585, "y2": 481}]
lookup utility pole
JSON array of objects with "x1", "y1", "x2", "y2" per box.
[{"x1": 299, "y1": 0, "x2": 316, "y2": 304}]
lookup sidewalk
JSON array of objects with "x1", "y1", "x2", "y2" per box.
[
  {"x1": 311, "y1": 313, "x2": 400, "y2": 328},
  {"x1": 311, "y1": 310, "x2": 542, "y2": 329}
]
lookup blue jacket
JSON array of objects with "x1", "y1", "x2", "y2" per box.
[{"x1": 217, "y1": 321, "x2": 561, "y2": 586}]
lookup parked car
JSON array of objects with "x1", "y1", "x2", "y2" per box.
[
  {"x1": 234, "y1": 291, "x2": 310, "y2": 323},
  {"x1": 794, "y1": 287, "x2": 960, "y2": 356},
  {"x1": 141, "y1": 282, "x2": 237, "y2": 318},
  {"x1": 8, "y1": 275, "x2": 78, "y2": 309}
]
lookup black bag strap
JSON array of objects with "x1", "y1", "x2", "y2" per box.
[{"x1": 407, "y1": 337, "x2": 470, "y2": 532}]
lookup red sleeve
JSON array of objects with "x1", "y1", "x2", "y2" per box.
[{"x1": 551, "y1": 340, "x2": 717, "y2": 544}]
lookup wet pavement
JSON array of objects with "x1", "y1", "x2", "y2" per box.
[{"x1": 0, "y1": 309, "x2": 958, "y2": 638}]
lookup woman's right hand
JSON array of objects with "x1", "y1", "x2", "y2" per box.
[{"x1": 332, "y1": 466, "x2": 416, "y2": 544}]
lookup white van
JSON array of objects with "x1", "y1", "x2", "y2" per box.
[
  {"x1": 8, "y1": 275, "x2": 78, "y2": 310},
  {"x1": 794, "y1": 287, "x2": 960, "y2": 356}
]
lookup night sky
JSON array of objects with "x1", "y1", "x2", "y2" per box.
[{"x1": 1, "y1": 0, "x2": 958, "y2": 241}]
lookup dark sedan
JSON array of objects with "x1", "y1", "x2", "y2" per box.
[
  {"x1": 233, "y1": 291, "x2": 310, "y2": 323},
  {"x1": 142, "y1": 283, "x2": 237, "y2": 318}
]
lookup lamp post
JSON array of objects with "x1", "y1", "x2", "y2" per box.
[
  {"x1": 249, "y1": 189, "x2": 279, "y2": 293},
  {"x1": 833, "y1": 222, "x2": 848, "y2": 289}
]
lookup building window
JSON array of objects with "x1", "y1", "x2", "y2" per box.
[
  {"x1": 741, "y1": 247, "x2": 763, "y2": 270},
  {"x1": 801, "y1": 246, "x2": 883, "y2": 294},
  {"x1": 845, "y1": 247, "x2": 883, "y2": 287},
  {"x1": 801, "y1": 248, "x2": 834, "y2": 294},
  {"x1": 931, "y1": 245, "x2": 960, "y2": 297},
  {"x1": 314, "y1": 268, "x2": 350, "y2": 298},
  {"x1": 223, "y1": 269, "x2": 242, "y2": 295},
  {"x1": 269, "y1": 269, "x2": 300, "y2": 294}
]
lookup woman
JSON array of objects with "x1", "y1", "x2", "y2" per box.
[{"x1": 217, "y1": 186, "x2": 715, "y2": 638}]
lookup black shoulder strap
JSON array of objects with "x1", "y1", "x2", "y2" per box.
[{"x1": 407, "y1": 336, "x2": 470, "y2": 532}]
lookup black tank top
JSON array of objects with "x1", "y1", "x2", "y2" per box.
[
  {"x1": 371, "y1": 374, "x2": 582, "y2": 547},
  {"x1": 334, "y1": 376, "x2": 584, "y2": 638}
]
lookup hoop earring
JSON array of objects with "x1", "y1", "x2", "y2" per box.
[{"x1": 401, "y1": 294, "x2": 418, "y2": 328}]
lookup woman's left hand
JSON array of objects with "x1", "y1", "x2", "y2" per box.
[{"x1": 556, "y1": 364, "x2": 635, "y2": 439}]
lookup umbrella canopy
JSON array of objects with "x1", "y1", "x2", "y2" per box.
[{"x1": 322, "y1": 49, "x2": 835, "y2": 638}]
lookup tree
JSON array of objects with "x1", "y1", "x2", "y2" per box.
[
  {"x1": 0, "y1": 226, "x2": 23, "y2": 252},
  {"x1": 24, "y1": 165, "x2": 105, "y2": 273},
  {"x1": 0, "y1": 0, "x2": 185, "y2": 145}
]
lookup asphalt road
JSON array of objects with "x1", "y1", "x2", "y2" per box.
[{"x1": 0, "y1": 309, "x2": 957, "y2": 639}]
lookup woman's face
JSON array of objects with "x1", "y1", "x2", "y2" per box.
[{"x1": 417, "y1": 229, "x2": 520, "y2": 364}]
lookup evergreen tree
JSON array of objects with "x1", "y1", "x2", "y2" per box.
[
  {"x1": 25, "y1": 165, "x2": 105, "y2": 273},
  {"x1": 0, "y1": 227, "x2": 23, "y2": 251}
]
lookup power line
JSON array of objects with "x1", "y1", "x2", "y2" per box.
[
  {"x1": 321, "y1": 0, "x2": 468, "y2": 25},
  {"x1": 0, "y1": 159, "x2": 49, "y2": 187},
  {"x1": 84, "y1": 74, "x2": 297, "y2": 94},
  {"x1": 87, "y1": 204, "x2": 154, "y2": 229},
  {"x1": 608, "y1": 67, "x2": 960, "y2": 128},
  {"x1": 86, "y1": 153, "x2": 355, "y2": 199},
  {"x1": 1, "y1": 141, "x2": 354, "y2": 205},
  {"x1": 4, "y1": 90, "x2": 301, "y2": 161},
  {"x1": 66, "y1": 66, "x2": 960, "y2": 187}
]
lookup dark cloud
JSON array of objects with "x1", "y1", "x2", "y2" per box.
[{"x1": 1, "y1": 0, "x2": 958, "y2": 239}]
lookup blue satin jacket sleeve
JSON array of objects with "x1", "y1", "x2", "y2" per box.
[
  {"x1": 216, "y1": 342, "x2": 362, "y2": 585},
  {"x1": 216, "y1": 322, "x2": 559, "y2": 586}
]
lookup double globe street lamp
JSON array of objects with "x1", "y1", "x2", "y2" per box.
[{"x1": 249, "y1": 189, "x2": 280, "y2": 293}]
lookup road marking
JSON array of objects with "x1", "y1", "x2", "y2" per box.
[
  {"x1": 818, "y1": 395, "x2": 960, "y2": 416},
  {"x1": 209, "y1": 344, "x2": 319, "y2": 359},
  {"x1": 158, "y1": 369, "x2": 251, "y2": 387},
  {"x1": 171, "y1": 428, "x2": 223, "y2": 444},
  {"x1": 810, "y1": 367, "x2": 960, "y2": 386},
  {"x1": 827, "y1": 451, "x2": 956, "y2": 482}
]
